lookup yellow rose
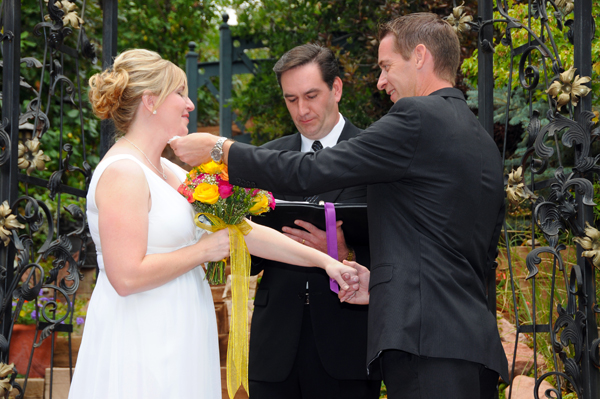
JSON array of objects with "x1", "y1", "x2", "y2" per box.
[
  {"x1": 193, "y1": 183, "x2": 220, "y2": 204},
  {"x1": 200, "y1": 161, "x2": 224, "y2": 175},
  {"x1": 249, "y1": 193, "x2": 269, "y2": 214}
]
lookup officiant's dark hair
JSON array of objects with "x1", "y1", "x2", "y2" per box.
[{"x1": 273, "y1": 43, "x2": 339, "y2": 90}]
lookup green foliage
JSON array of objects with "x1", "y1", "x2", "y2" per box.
[
  {"x1": 196, "y1": 85, "x2": 220, "y2": 126},
  {"x1": 466, "y1": 86, "x2": 550, "y2": 129},
  {"x1": 461, "y1": 1, "x2": 600, "y2": 181},
  {"x1": 461, "y1": 1, "x2": 600, "y2": 117},
  {"x1": 110, "y1": 1, "x2": 224, "y2": 130},
  {"x1": 223, "y1": 0, "x2": 468, "y2": 144},
  {"x1": 114, "y1": 0, "x2": 219, "y2": 67},
  {"x1": 232, "y1": 60, "x2": 294, "y2": 143},
  {"x1": 594, "y1": 180, "x2": 600, "y2": 225}
]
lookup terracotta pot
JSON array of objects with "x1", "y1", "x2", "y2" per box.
[{"x1": 9, "y1": 324, "x2": 52, "y2": 378}]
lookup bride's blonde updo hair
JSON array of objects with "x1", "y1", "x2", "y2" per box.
[{"x1": 88, "y1": 49, "x2": 187, "y2": 134}]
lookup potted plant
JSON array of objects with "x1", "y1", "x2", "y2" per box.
[{"x1": 10, "y1": 292, "x2": 87, "y2": 378}]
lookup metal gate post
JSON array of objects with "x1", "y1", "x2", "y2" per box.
[
  {"x1": 0, "y1": 0, "x2": 22, "y2": 352},
  {"x1": 573, "y1": 1, "x2": 597, "y2": 397},
  {"x1": 219, "y1": 14, "x2": 233, "y2": 138},
  {"x1": 100, "y1": 0, "x2": 119, "y2": 158},
  {"x1": 186, "y1": 42, "x2": 199, "y2": 134}
]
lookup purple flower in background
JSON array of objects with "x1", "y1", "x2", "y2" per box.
[
  {"x1": 31, "y1": 310, "x2": 37, "y2": 319},
  {"x1": 76, "y1": 317, "x2": 85, "y2": 325},
  {"x1": 12, "y1": 302, "x2": 16, "y2": 307}
]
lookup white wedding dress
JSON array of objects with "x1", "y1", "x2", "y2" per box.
[{"x1": 69, "y1": 155, "x2": 220, "y2": 399}]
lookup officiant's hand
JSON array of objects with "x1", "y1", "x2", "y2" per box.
[
  {"x1": 282, "y1": 220, "x2": 352, "y2": 261},
  {"x1": 338, "y1": 261, "x2": 370, "y2": 304},
  {"x1": 169, "y1": 133, "x2": 225, "y2": 166}
]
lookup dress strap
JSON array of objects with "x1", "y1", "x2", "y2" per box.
[{"x1": 87, "y1": 154, "x2": 152, "y2": 211}]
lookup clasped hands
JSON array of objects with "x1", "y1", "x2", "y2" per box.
[{"x1": 284, "y1": 219, "x2": 370, "y2": 305}]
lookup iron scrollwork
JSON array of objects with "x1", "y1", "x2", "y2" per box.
[
  {"x1": 0, "y1": 119, "x2": 11, "y2": 167},
  {"x1": 1, "y1": 0, "x2": 96, "y2": 396},
  {"x1": 48, "y1": 143, "x2": 92, "y2": 200},
  {"x1": 465, "y1": 0, "x2": 597, "y2": 397},
  {"x1": 0, "y1": 195, "x2": 87, "y2": 394}
]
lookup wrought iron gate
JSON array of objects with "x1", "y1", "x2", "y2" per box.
[
  {"x1": 471, "y1": 0, "x2": 599, "y2": 397},
  {"x1": 0, "y1": 0, "x2": 115, "y2": 397}
]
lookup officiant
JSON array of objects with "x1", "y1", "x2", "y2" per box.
[{"x1": 247, "y1": 43, "x2": 380, "y2": 399}]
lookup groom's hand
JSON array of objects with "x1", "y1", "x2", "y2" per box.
[{"x1": 169, "y1": 133, "x2": 219, "y2": 166}]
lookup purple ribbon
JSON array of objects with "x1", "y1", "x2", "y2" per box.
[{"x1": 324, "y1": 202, "x2": 339, "y2": 293}]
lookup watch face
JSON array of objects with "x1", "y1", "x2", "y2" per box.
[{"x1": 211, "y1": 148, "x2": 222, "y2": 162}]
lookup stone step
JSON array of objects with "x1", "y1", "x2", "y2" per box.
[
  {"x1": 44, "y1": 368, "x2": 71, "y2": 399},
  {"x1": 8, "y1": 368, "x2": 71, "y2": 399},
  {"x1": 8, "y1": 378, "x2": 44, "y2": 399}
]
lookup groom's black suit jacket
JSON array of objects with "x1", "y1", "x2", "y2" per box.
[
  {"x1": 231, "y1": 88, "x2": 510, "y2": 382},
  {"x1": 249, "y1": 118, "x2": 376, "y2": 382}
]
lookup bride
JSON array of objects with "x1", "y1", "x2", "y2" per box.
[{"x1": 68, "y1": 49, "x2": 358, "y2": 399}]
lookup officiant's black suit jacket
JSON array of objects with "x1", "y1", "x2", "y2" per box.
[
  {"x1": 231, "y1": 88, "x2": 510, "y2": 382},
  {"x1": 249, "y1": 118, "x2": 377, "y2": 382}
]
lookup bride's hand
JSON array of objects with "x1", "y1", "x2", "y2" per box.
[
  {"x1": 324, "y1": 260, "x2": 359, "y2": 292},
  {"x1": 197, "y1": 228, "x2": 231, "y2": 262}
]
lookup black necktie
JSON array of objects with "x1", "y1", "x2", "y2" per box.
[{"x1": 304, "y1": 141, "x2": 323, "y2": 203}]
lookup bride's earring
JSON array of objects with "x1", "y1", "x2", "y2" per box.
[{"x1": 152, "y1": 110, "x2": 157, "y2": 115}]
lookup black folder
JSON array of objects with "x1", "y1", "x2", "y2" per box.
[{"x1": 252, "y1": 201, "x2": 369, "y2": 245}]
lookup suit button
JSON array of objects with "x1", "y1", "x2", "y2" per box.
[{"x1": 298, "y1": 291, "x2": 309, "y2": 304}]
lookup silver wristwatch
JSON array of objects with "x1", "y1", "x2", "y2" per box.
[{"x1": 210, "y1": 137, "x2": 228, "y2": 163}]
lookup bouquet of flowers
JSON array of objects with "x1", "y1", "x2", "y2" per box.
[
  {"x1": 179, "y1": 160, "x2": 275, "y2": 398},
  {"x1": 177, "y1": 160, "x2": 275, "y2": 284}
]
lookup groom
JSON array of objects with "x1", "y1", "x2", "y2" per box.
[{"x1": 171, "y1": 13, "x2": 509, "y2": 399}]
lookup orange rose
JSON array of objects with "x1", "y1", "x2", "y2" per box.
[{"x1": 220, "y1": 167, "x2": 229, "y2": 181}]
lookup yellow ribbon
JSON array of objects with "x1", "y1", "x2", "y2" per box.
[{"x1": 195, "y1": 213, "x2": 252, "y2": 399}]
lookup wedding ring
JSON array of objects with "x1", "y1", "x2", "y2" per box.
[{"x1": 302, "y1": 239, "x2": 305, "y2": 244}]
